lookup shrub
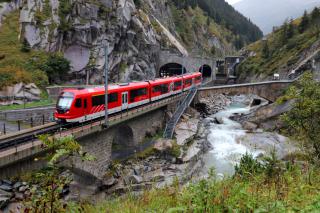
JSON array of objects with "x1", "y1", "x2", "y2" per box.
[
  {"x1": 0, "y1": 66, "x2": 32, "y2": 89},
  {"x1": 234, "y1": 152, "x2": 264, "y2": 179},
  {"x1": 281, "y1": 72, "x2": 320, "y2": 159},
  {"x1": 20, "y1": 38, "x2": 31, "y2": 53},
  {"x1": 31, "y1": 69, "x2": 49, "y2": 89},
  {"x1": 40, "y1": 54, "x2": 70, "y2": 84}
]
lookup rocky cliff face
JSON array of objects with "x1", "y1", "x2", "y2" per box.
[{"x1": 0, "y1": 0, "x2": 234, "y2": 85}]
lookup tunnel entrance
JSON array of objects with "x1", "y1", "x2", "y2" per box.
[
  {"x1": 159, "y1": 63, "x2": 187, "y2": 77},
  {"x1": 199, "y1": 64, "x2": 212, "y2": 78}
]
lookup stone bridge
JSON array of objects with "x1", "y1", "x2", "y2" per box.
[
  {"x1": 0, "y1": 94, "x2": 182, "y2": 181},
  {"x1": 157, "y1": 51, "x2": 217, "y2": 81},
  {"x1": 198, "y1": 80, "x2": 293, "y2": 102}
]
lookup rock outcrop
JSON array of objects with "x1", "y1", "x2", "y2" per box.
[
  {"x1": 0, "y1": 83, "x2": 41, "y2": 105},
  {"x1": 1, "y1": 0, "x2": 235, "y2": 86}
]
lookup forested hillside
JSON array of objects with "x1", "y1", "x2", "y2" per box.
[
  {"x1": 172, "y1": 0, "x2": 263, "y2": 49},
  {"x1": 238, "y1": 7, "x2": 320, "y2": 82},
  {"x1": 234, "y1": 0, "x2": 320, "y2": 34},
  {"x1": 0, "y1": 0, "x2": 263, "y2": 90}
]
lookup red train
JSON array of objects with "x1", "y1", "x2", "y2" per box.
[{"x1": 54, "y1": 72, "x2": 202, "y2": 123}]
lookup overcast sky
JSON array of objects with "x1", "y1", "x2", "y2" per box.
[{"x1": 225, "y1": 0, "x2": 242, "y2": 5}]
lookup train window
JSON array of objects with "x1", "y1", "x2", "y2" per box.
[
  {"x1": 92, "y1": 95, "x2": 104, "y2": 106},
  {"x1": 92, "y1": 93, "x2": 118, "y2": 106},
  {"x1": 130, "y1": 88, "x2": 147, "y2": 102},
  {"x1": 153, "y1": 84, "x2": 169, "y2": 94},
  {"x1": 152, "y1": 85, "x2": 161, "y2": 93},
  {"x1": 160, "y1": 84, "x2": 168, "y2": 94},
  {"x1": 195, "y1": 76, "x2": 201, "y2": 82},
  {"x1": 84, "y1": 99, "x2": 87, "y2": 108},
  {"x1": 108, "y1": 93, "x2": 118, "y2": 103},
  {"x1": 75, "y1": 98, "x2": 82, "y2": 108},
  {"x1": 174, "y1": 81, "x2": 182, "y2": 90},
  {"x1": 185, "y1": 79, "x2": 192, "y2": 85}
]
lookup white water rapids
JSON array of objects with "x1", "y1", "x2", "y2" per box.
[{"x1": 201, "y1": 102, "x2": 265, "y2": 177}]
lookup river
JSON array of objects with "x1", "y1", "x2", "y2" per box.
[{"x1": 201, "y1": 97, "x2": 296, "y2": 178}]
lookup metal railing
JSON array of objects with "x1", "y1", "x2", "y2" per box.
[{"x1": 163, "y1": 87, "x2": 197, "y2": 139}]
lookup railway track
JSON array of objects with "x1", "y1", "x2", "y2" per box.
[
  {"x1": 0, "y1": 93, "x2": 186, "y2": 152},
  {"x1": 0, "y1": 122, "x2": 61, "y2": 150}
]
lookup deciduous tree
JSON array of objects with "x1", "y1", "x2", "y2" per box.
[{"x1": 280, "y1": 72, "x2": 320, "y2": 160}]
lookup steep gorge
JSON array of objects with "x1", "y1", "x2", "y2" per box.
[{"x1": 0, "y1": 0, "x2": 261, "y2": 87}]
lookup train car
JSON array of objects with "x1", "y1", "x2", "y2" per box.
[
  {"x1": 182, "y1": 74, "x2": 194, "y2": 91},
  {"x1": 172, "y1": 76, "x2": 183, "y2": 95},
  {"x1": 55, "y1": 72, "x2": 203, "y2": 123},
  {"x1": 193, "y1": 72, "x2": 202, "y2": 87},
  {"x1": 55, "y1": 82, "x2": 150, "y2": 123},
  {"x1": 149, "y1": 77, "x2": 175, "y2": 101}
]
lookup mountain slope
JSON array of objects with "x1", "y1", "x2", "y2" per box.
[
  {"x1": 234, "y1": 0, "x2": 320, "y2": 34},
  {"x1": 0, "y1": 0, "x2": 262, "y2": 88},
  {"x1": 172, "y1": 0, "x2": 263, "y2": 48},
  {"x1": 237, "y1": 8, "x2": 320, "y2": 82}
]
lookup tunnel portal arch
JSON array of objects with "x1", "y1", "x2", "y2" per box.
[
  {"x1": 159, "y1": 63, "x2": 187, "y2": 77},
  {"x1": 199, "y1": 64, "x2": 212, "y2": 78}
]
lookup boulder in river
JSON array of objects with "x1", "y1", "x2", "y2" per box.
[{"x1": 0, "y1": 189, "x2": 12, "y2": 209}]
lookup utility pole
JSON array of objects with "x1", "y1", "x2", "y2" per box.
[{"x1": 104, "y1": 44, "x2": 109, "y2": 128}]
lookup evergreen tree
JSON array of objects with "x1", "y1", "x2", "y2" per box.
[
  {"x1": 298, "y1": 10, "x2": 309, "y2": 33},
  {"x1": 286, "y1": 19, "x2": 295, "y2": 39},
  {"x1": 262, "y1": 40, "x2": 270, "y2": 59},
  {"x1": 311, "y1": 7, "x2": 320, "y2": 37},
  {"x1": 280, "y1": 21, "x2": 288, "y2": 44},
  {"x1": 206, "y1": 17, "x2": 210, "y2": 26},
  {"x1": 311, "y1": 7, "x2": 320, "y2": 22}
]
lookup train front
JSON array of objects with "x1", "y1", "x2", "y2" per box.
[{"x1": 54, "y1": 91, "x2": 75, "y2": 123}]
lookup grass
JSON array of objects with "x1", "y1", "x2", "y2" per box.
[
  {"x1": 0, "y1": 98, "x2": 54, "y2": 111},
  {"x1": 0, "y1": 11, "x2": 49, "y2": 89},
  {"x1": 74, "y1": 163, "x2": 320, "y2": 212}
]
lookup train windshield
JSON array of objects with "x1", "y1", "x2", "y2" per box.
[{"x1": 57, "y1": 92, "x2": 74, "y2": 109}]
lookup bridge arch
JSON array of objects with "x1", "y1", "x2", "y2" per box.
[
  {"x1": 199, "y1": 64, "x2": 212, "y2": 78},
  {"x1": 159, "y1": 63, "x2": 187, "y2": 77},
  {"x1": 113, "y1": 124, "x2": 134, "y2": 148}
]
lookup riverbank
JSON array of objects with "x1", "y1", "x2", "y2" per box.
[{"x1": 1, "y1": 93, "x2": 306, "y2": 212}]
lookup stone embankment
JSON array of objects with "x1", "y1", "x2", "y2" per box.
[{"x1": 67, "y1": 106, "x2": 213, "y2": 202}]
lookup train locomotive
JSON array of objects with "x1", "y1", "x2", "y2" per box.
[{"x1": 54, "y1": 72, "x2": 202, "y2": 123}]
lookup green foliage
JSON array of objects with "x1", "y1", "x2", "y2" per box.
[
  {"x1": 24, "y1": 135, "x2": 95, "y2": 212},
  {"x1": 79, "y1": 158, "x2": 320, "y2": 212},
  {"x1": 168, "y1": 141, "x2": 181, "y2": 158},
  {"x1": 171, "y1": 0, "x2": 263, "y2": 49},
  {"x1": 238, "y1": 11, "x2": 319, "y2": 79},
  {"x1": 286, "y1": 20, "x2": 296, "y2": 39},
  {"x1": 170, "y1": 4, "x2": 235, "y2": 54},
  {"x1": 234, "y1": 152, "x2": 264, "y2": 179},
  {"x1": 0, "y1": 98, "x2": 53, "y2": 111},
  {"x1": 311, "y1": 7, "x2": 320, "y2": 22},
  {"x1": 261, "y1": 40, "x2": 270, "y2": 58},
  {"x1": 280, "y1": 72, "x2": 320, "y2": 159},
  {"x1": 299, "y1": 10, "x2": 309, "y2": 33},
  {"x1": 0, "y1": 66, "x2": 32, "y2": 88},
  {"x1": 20, "y1": 38, "x2": 31, "y2": 52},
  {"x1": 40, "y1": 53, "x2": 71, "y2": 84},
  {"x1": 31, "y1": 69, "x2": 49, "y2": 89},
  {"x1": 58, "y1": 0, "x2": 73, "y2": 32}
]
